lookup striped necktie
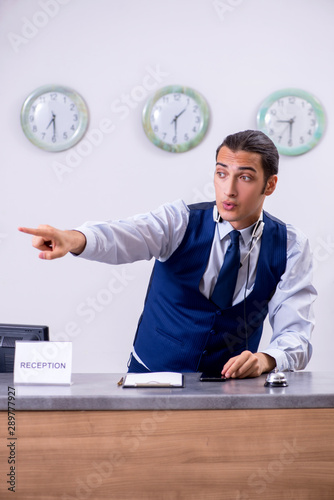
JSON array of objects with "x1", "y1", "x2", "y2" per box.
[{"x1": 211, "y1": 229, "x2": 241, "y2": 309}]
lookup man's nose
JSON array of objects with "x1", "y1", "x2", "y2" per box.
[{"x1": 224, "y1": 177, "x2": 237, "y2": 197}]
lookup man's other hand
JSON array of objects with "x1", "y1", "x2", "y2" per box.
[{"x1": 221, "y1": 350, "x2": 276, "y2": 379}]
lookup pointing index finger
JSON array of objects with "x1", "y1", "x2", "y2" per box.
[
  {"x1": 18, "y1": 227, "x2": 41, "y2": 236},
  {"x1": 18, "y1": 226, "x2": 53, "y2": 238}
]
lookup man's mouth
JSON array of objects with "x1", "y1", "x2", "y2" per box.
[{"x1": 222, "y1": 201, "x2": 236, "y2": 211}]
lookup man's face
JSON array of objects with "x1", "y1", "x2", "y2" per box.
[{"x1": 214, "y1": 146, "x2": 277, "y2": 230}]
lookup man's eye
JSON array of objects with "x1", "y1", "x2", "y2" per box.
[
  {"x1": 217, "y1": 171, "x2": 225, "y2": 178},
  {"x1": 241, "y1": 175, "x2": 251, "y2": 181}
]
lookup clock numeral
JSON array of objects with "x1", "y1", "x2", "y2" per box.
[
  {"x1": 277, "y1": 136, "x2": 282, "y2": 143},
  {"x1": 32, "y1": 125, "x2": 37, "y2": 133},
  {"x1": 172, "y1": 136, "x2": 177, "y2": 144},
  {"x1": 184, "y1": 133, "x2": 189, "y2": 142},
  {"x1": 70, "y1": 103, "x2": 75, "y2": 111},
  {"x1": 50, "y1": 93, "x2": 57, "y2": 101},
  {"x1": 269, "y1": 128, "x2": 274, "y2": 135},
  {"x1": 195, "y1": 116, "x2": 201, "y2": 124},
  {"x1": 70, "y1": 125, "x2": 76, "y2": 131},
  {"x1": 73, "y1": 114, "x2": 78, "y2": 122},
  {"x1": 41, "y1": 133, "x2": 46, "y2": 140},
  {"x1": 162, "y1": 96, "x2": 169, "y2": 103},
  {"x1": 288, "y1": 97, "x2": 296, "y2": 104},
  {"x1": 308, "y1": 129, "x2": 313, "y2": 136},
  {"x1": 29, "y1": 115, "x2": 34, "y2": 122},
  {"x1": 277, "y1": 99, "x2": 284, "y2": 107},
  {"x1": 192, "y1": 127, "x2": 197, "y2": 133},
  {"x1": 52, "y1": 135, "x2": 56, "y2": 143},
  {"x1": 310, "y1": 119, "x2": 316, "y2": 126},
  {"x1": 153, "y1": 126, "x2": 159, "y2": 132},
  {"x1": 39, "y1": 96, "x2": 46, "y2": 103},
  {"x1": 173, "y1": 94, "x2": 181, "y2": 101},
  {"x1": 63, "y1": 132, "x2": 68, "y2": 140},
  {"x1": 193, "y1": 105, "x2": 198, "y2": 113},
  {"x1": 270, "y1": 109, "x2": 277, "y2": 116},
  {"x1": 308, "y1": 109, "x2": 314, "y2": 116},
  {"x1": 299, "y1": 136, "x2": 304, "y2": 144},
  {"x1": 288, "y1": 139, "x2": 293, "y2": 147},
  {"x1": 162, "y1": 133, "x2": 167, "y2": 139}
]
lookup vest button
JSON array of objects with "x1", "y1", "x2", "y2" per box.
[
  {"x1": 216, "y1": 310, "x2": 222, "y2": 316},
  {"x1": 210, "y1": 329, "x2": 216, "y2": 335},
  {"x1": 203, "y1": 350, "x2": 208, "y2": 356}
]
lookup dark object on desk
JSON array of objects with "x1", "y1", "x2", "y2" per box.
[
  {"x1": 200, "y1": 372, "x2": 228, "y2": 382},
  {"x1": 0, "y1": 323, "x2": 49, "y2": 373},
  {"x1": 264, "y1": 370, "x2": 288, "y2": 387}
]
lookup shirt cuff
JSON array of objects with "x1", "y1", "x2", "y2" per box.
[
  {"x1": 71, "y1": 228, "x2": 95, "y2": 259},
  {"x1": 260, "y1": 348, "x2": 291, "y2": 372}
]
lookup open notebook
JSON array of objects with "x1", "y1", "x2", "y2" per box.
[{"x1": 122, "y1": 372, "x2": 184, "y2": 388}]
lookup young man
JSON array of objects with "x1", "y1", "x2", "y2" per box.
[{"x1": 19, "y1": 130, "x2": 316, "y2": 378}]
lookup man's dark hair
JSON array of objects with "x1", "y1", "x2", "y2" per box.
[{"x1": 216, "y1": 130, "x2": 279, "y2": 183}]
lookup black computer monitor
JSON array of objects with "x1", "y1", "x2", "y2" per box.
[{"x1": 0, "y1": 323, "x2": 49, "y2": 373}]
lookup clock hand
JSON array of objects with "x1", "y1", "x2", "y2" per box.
[
  {"x1": 52, "y1": 113, "x2": 56, "y2": 138},
  {"x1": 46, "y1": 112, "x2": 56, "y2": 132},
  {"x1": 46, "y1": 114, "x2": 55, "y2": 130},
  {"x1": 171, "y1": 116, "x2": 177, "y2": 137},
  {"x1": 277, "y1": 117, "x2": 295, "y2": 125},
  {"x1": 170, "y1": 105, "x2": 188, "y2": 125},
  {"x1": 171, "y1": 107, "x2": 187, "y2": 137},
  {"x1": 288, "y1": 116, "x2": 295, "y2": 142},
  {"x1": 171, "y1": 109, "x2": 185, "y2": 126},
  {"x1": 175, "y1": 108, "x2": 186, "y2": 120},
  {"x1": 279, "y1": 123, "x2": 289, "y2": 137},
  {"x1": 276, "y1": 117, "x2": 295, "y2": 140}
]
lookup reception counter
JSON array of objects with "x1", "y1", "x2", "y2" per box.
[{"x1": 1, "y1": 371, "x2": 334, "y2": 499}]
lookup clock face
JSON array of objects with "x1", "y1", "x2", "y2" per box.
[
  {"x1": 21, "y1": 85, "x2": 89, "y2": 152},
  {"x1": 142, "y1": 85, "x2": 209, "y2": 153},
  {"x1": 257, "y1": 88, "x2": 326, "y2": 156}
]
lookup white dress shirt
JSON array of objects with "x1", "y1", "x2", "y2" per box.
[{"x1": 75, "y1": 199, "x2": 316, "y2": 372}]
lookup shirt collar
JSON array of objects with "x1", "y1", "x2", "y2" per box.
[{"x1": 213, "y1": 207, "x2": 263, "y2": 246}]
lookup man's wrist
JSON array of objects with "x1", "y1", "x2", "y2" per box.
[
  {"x1": 66, "y1": 230, "x2": 86, "y2": 255},
  {"x1": 256, "y1": 352, "x2": 276, "y2": 374}
]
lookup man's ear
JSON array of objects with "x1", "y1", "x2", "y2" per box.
[{"x1": 264, "y1": 175, "x2": 278, "y2": 196}]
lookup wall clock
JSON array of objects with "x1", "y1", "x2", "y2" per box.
[
  {"x1": 20, "y1": 84, "x2": 89, "y2": 152},
  {"x1": 142, "y1": 85, "x2": 210, "y2": 153},
  {"x1": 257, "y1": 88, "x2": 326, "y2": 156}
]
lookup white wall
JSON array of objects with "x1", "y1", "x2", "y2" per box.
[{"x1": 1, "y1": 0, "x2": 333, "y2": 373}]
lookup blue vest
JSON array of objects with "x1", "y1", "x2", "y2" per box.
[{"x1": 133, "y1": 202, "x2": 287, "y2": 373}]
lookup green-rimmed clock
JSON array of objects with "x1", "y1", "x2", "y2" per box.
[
  {"x1": 142, "y1": 85, "x2": 210, "y2": 153},
  {"x1": 20, "y1": 84, "x2": 89, "y2": 152},
  {"x1": 257, "y1": 88, "x2": 326, "y2": 156}
]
